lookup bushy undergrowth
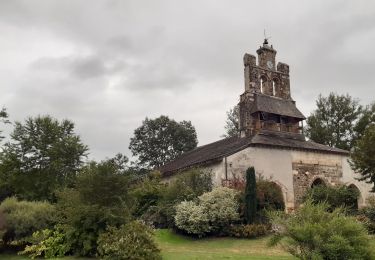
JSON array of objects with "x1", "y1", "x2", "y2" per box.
[
  {"x1": 225, "y1": 224, "x2": 270, "y2": 238},
  {"x1": 269, "y1": 199, "x2": 374, "y2": 260},
  {"x1": 137, "y1": 168, "x2": 212, "y2": 228},
  {"x1": 97, "y1": 221, "x2": 161, "y2": 260},
  {"x1": 0, "y1": 197, "x2": 56, "y2": 245},
  {"x1": 304, "y1": 185, "x2": 359, "y2": 214},
  {"x1": 175, "y1": 187, "x2": 239, "y2": 237}
]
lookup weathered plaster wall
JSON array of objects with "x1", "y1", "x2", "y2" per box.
[{"x1": 204, "y1": 147, "x2": 372, "y2": 210}]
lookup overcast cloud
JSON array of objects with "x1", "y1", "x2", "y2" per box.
[{"x1": 0, "y1": 0, "x2": 374, "y2": 160}]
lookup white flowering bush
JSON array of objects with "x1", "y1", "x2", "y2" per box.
[{"x1": 175, "y1": 187, "x2": 239, "y2": 236}]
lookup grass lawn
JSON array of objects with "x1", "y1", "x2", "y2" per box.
[{"x1": 155, "y1": 229, "x2": 296, "y2": 260}]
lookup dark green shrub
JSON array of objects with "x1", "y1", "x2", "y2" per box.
[
  {"x1": 269, "y1": 200, "x2": 374, "y2": 260},
  {"x1": 175, "y1": 187, "x2": 239, "y2": 237},
  {"x1": 97, "y1": 221, "x2": 161, "y2": 260},
  {"x1": 244, "y1": 167, "x2": 257, "y2": 224},
  {"x1": 358, "y1": 196, "x2": 375, "y2": 233},
  {"x1": 225, "y1": 224, "x2": 269, "y2": 238},
  {"x1": 305, "y1": 185, "x2": 359, "y2": 213},
  {"x1": 0, "y1": 197, "x2": 56, "y2": 245},
  {"x1": 53, "y1": 159, "x2": 134, "y2": 256},
  {"x1": 257, "y1": 180, "x2": 285, "y2": 211}
]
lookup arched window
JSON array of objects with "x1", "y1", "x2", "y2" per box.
[
  {"x1": 260, "y1": 76, "x2": 267, "y2": 94},
  {"x1": 272, "y1": 78, "x2": 279, "y2": 96}
]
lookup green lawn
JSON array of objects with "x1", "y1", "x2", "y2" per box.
[{"x1": 155, "y1": 229, "x2": 296, "y2": 260}]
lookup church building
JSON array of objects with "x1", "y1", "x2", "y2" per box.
[{"x1": 160, "y1": 40, "x2": 371, "y2": 211}]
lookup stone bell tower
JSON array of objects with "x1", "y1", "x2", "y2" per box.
[{"x1": 239, "y1": 39, "x2": 305, "y2": 137}]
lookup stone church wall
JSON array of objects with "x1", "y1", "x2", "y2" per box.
[{"x1": 205, "y1": 147, "x2": 372, "y2": 210}]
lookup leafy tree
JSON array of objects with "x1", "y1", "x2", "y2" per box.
[
  {"x1": 353, "y1": 102, "x2": 375, "y2": 141},
  {"x1": 0, "y1": 115, "x2": 88, "y2": 201},
  {"x1": 0, "y1": 107, "x2": 10, "y2": 141},
  {"x1": 305, "y1": 93, "x2": 362, "y2": 150},
  {"x1": 350, "y1": 125, "x2": 375, "y2": 192},
  {"x1": 269, "y1": 200, "x2": 374, "y2": 260},
  {"x1": 244, "y1": 167, "x2": 257, "y2": 224},
  {"x1": 55, "y1": 157, "x2": 134, "y2": 256},
  {"x1": 129, "y1": 115, "x2": 198, "y2": 169},
  {"x1": 223, "y1": 105, "x2": 240, "y2": 138}
]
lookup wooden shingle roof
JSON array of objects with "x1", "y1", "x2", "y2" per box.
[{"x1": 250, "y1": 94, "x2": 306, "y2": 119}]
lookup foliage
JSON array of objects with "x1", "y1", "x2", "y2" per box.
[
  {"x1": 257, "y1": 180, "x2": 285, "y2": 211},
  {"x1": 54, "y1": 158, "x2": 134, "y2": 256},
  {"x1": 20, "y1": 225, "x2": 71, "y2": 259},
  {"x1": 0, "y1": 197, "x2": 56, "y2": 244},
  {"x1": 97, "y1": 221, "x2": 161, "y2": 260},
  {"x1": 129, "y1": 115, "x2": 198, "y2": 169},
  {"x1": 0, "y1": 107, "x2": 10, "y2": 141},
  {"x1": 225, "y1": 224, "x2": 269, "y2": 238},
  {"x1": 269, "y1": 200, "x2": 374, "y2": 260},
  {"x1": 353, "y1": 102, "x2": 375, "y2": 141},
  {"x1": 304, "y1": 185, "x2": 359, "y2": 214},
  {"x1": 141, "y1": 168, "x2": 212, "y2": 228},
  {"x1": 175, "y1": 187, "x2": 240, "y2": 237},
  {"x1": 350, "y1": 125, "x2": 375, "y2": 192},
  {"x1": 358, "y1": 196, "x2": 375, "y2": 234},
  {"x1": 245, "y1": 167, "x2": 257, "y2": 224},
  {"x1": 0, "y1": 115, "x2": 88, "y2": 201},
  {"x1": 223, "y1": 105, "x2": 240, "y2": 138},
  {"x1": 305, "y1": 93, "x2": 363, "y2": 150}
]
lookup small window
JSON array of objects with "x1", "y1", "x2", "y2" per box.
[
  {"x1": 260, "y1": 76, "x2": 267, "y2": 94},
  {"x1": 272, "y1": 81, "x2": 276, "y2": 96}
]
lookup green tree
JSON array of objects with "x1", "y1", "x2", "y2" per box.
[
  {"x1": 0, "y1": 108, "x2": 10, "y2": 141},
  {"x1": 350, "y1": 125, "x2": 375, "y2": 192},
  {"x1": 0, "y1": 115, "x2": 88, "y2": 201},
  {"x1": 55, "y1": 157, "x2": 134, "y2": 256},
  {"x1": 245, "y1": 167, "x2": 257, "y2": 224},
  {"x1": 353, "y1": 102, "x2": 375, "y2": 141},
  {"x1": 305, "y1": 93, "x2": 362, "y2": 150},
  {"x1": 129, "y1": 115, "x2": 198, "y2": 169},
  {"x1": 223, "y1": 105, "x2": 240, "y2": 138}
]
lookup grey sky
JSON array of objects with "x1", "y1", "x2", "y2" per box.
[{"x1": 0, "y1": 0, "x2": 374, "y2": 160}]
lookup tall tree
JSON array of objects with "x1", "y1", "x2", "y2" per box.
[
  {"x1": 223, "y1": 105, "x2": 240, "y2": 138},
  {"x1": 305, "y1": 93, "x2": 363, "y2": 150},
  {"x1": 244, "y1": 167, "x2": 257, "y2": 224},
  {"x1": 0, "y1": 115, "x2": 88, "y2": 201},
  {"x1": 0, "y1": 108, "x2": 10, "y2": 141},
  {"x1": 129, "y1": 115, "x2": 198, "y2": 169},
  {"x1": 350, "y1": 125, "x2": 375, "y2": 192}
]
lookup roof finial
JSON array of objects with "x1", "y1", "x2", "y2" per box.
[{"x1": 263, "y1": 29, "x2": 271, "y2": 45}]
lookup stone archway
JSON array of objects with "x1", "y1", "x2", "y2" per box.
[
  {"x1": 310, "y1": 177, "x2": 327, "y2": 188},
  {"x1": 347, "y1": 184, "x2": 363, "y2": 209}
]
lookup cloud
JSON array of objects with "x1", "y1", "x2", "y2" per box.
[{"x1": 0, "y1": 0, "x2": 374, "y2": 160}]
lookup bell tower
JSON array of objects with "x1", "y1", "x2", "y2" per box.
[{"x1": 239, "y1": 39, "x2": 305, "y2": 137}]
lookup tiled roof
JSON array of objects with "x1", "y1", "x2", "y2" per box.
[
  {"x1": 250, "y1": 94, "x2": 306, "y2": 119},
  {"x1": 160, "y1": 130, "x2": 348, "y2": 175},
  {"x1": 159, "y1": 136, "x2": 251, "y2": 176}
]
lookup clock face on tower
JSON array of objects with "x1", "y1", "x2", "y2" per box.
[{"x1": 267, "y1": 61, "x2": 273, "y2": 69}]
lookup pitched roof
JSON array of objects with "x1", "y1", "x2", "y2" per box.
[
  {"x1": 250, "y1": 94, "x2": 306, "y2": 119},
  {"x1": 160, "y1": 130, "x2": 348, "y2": 175},
  {"x1": 159, "y1": 137, "x2": 251, "y2": 176}
]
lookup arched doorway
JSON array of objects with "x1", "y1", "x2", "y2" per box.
[{"x1": 347, "y1": 184, "x2": 362, "y2": 210}]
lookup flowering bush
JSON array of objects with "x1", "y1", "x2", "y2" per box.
[{"x1": 175, "y1": 187, "x2": 239, "y2": 237}]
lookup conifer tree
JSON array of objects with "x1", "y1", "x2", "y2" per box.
[{"x1": 244, "y1": 167, "x2": 257, "y2": 224}]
